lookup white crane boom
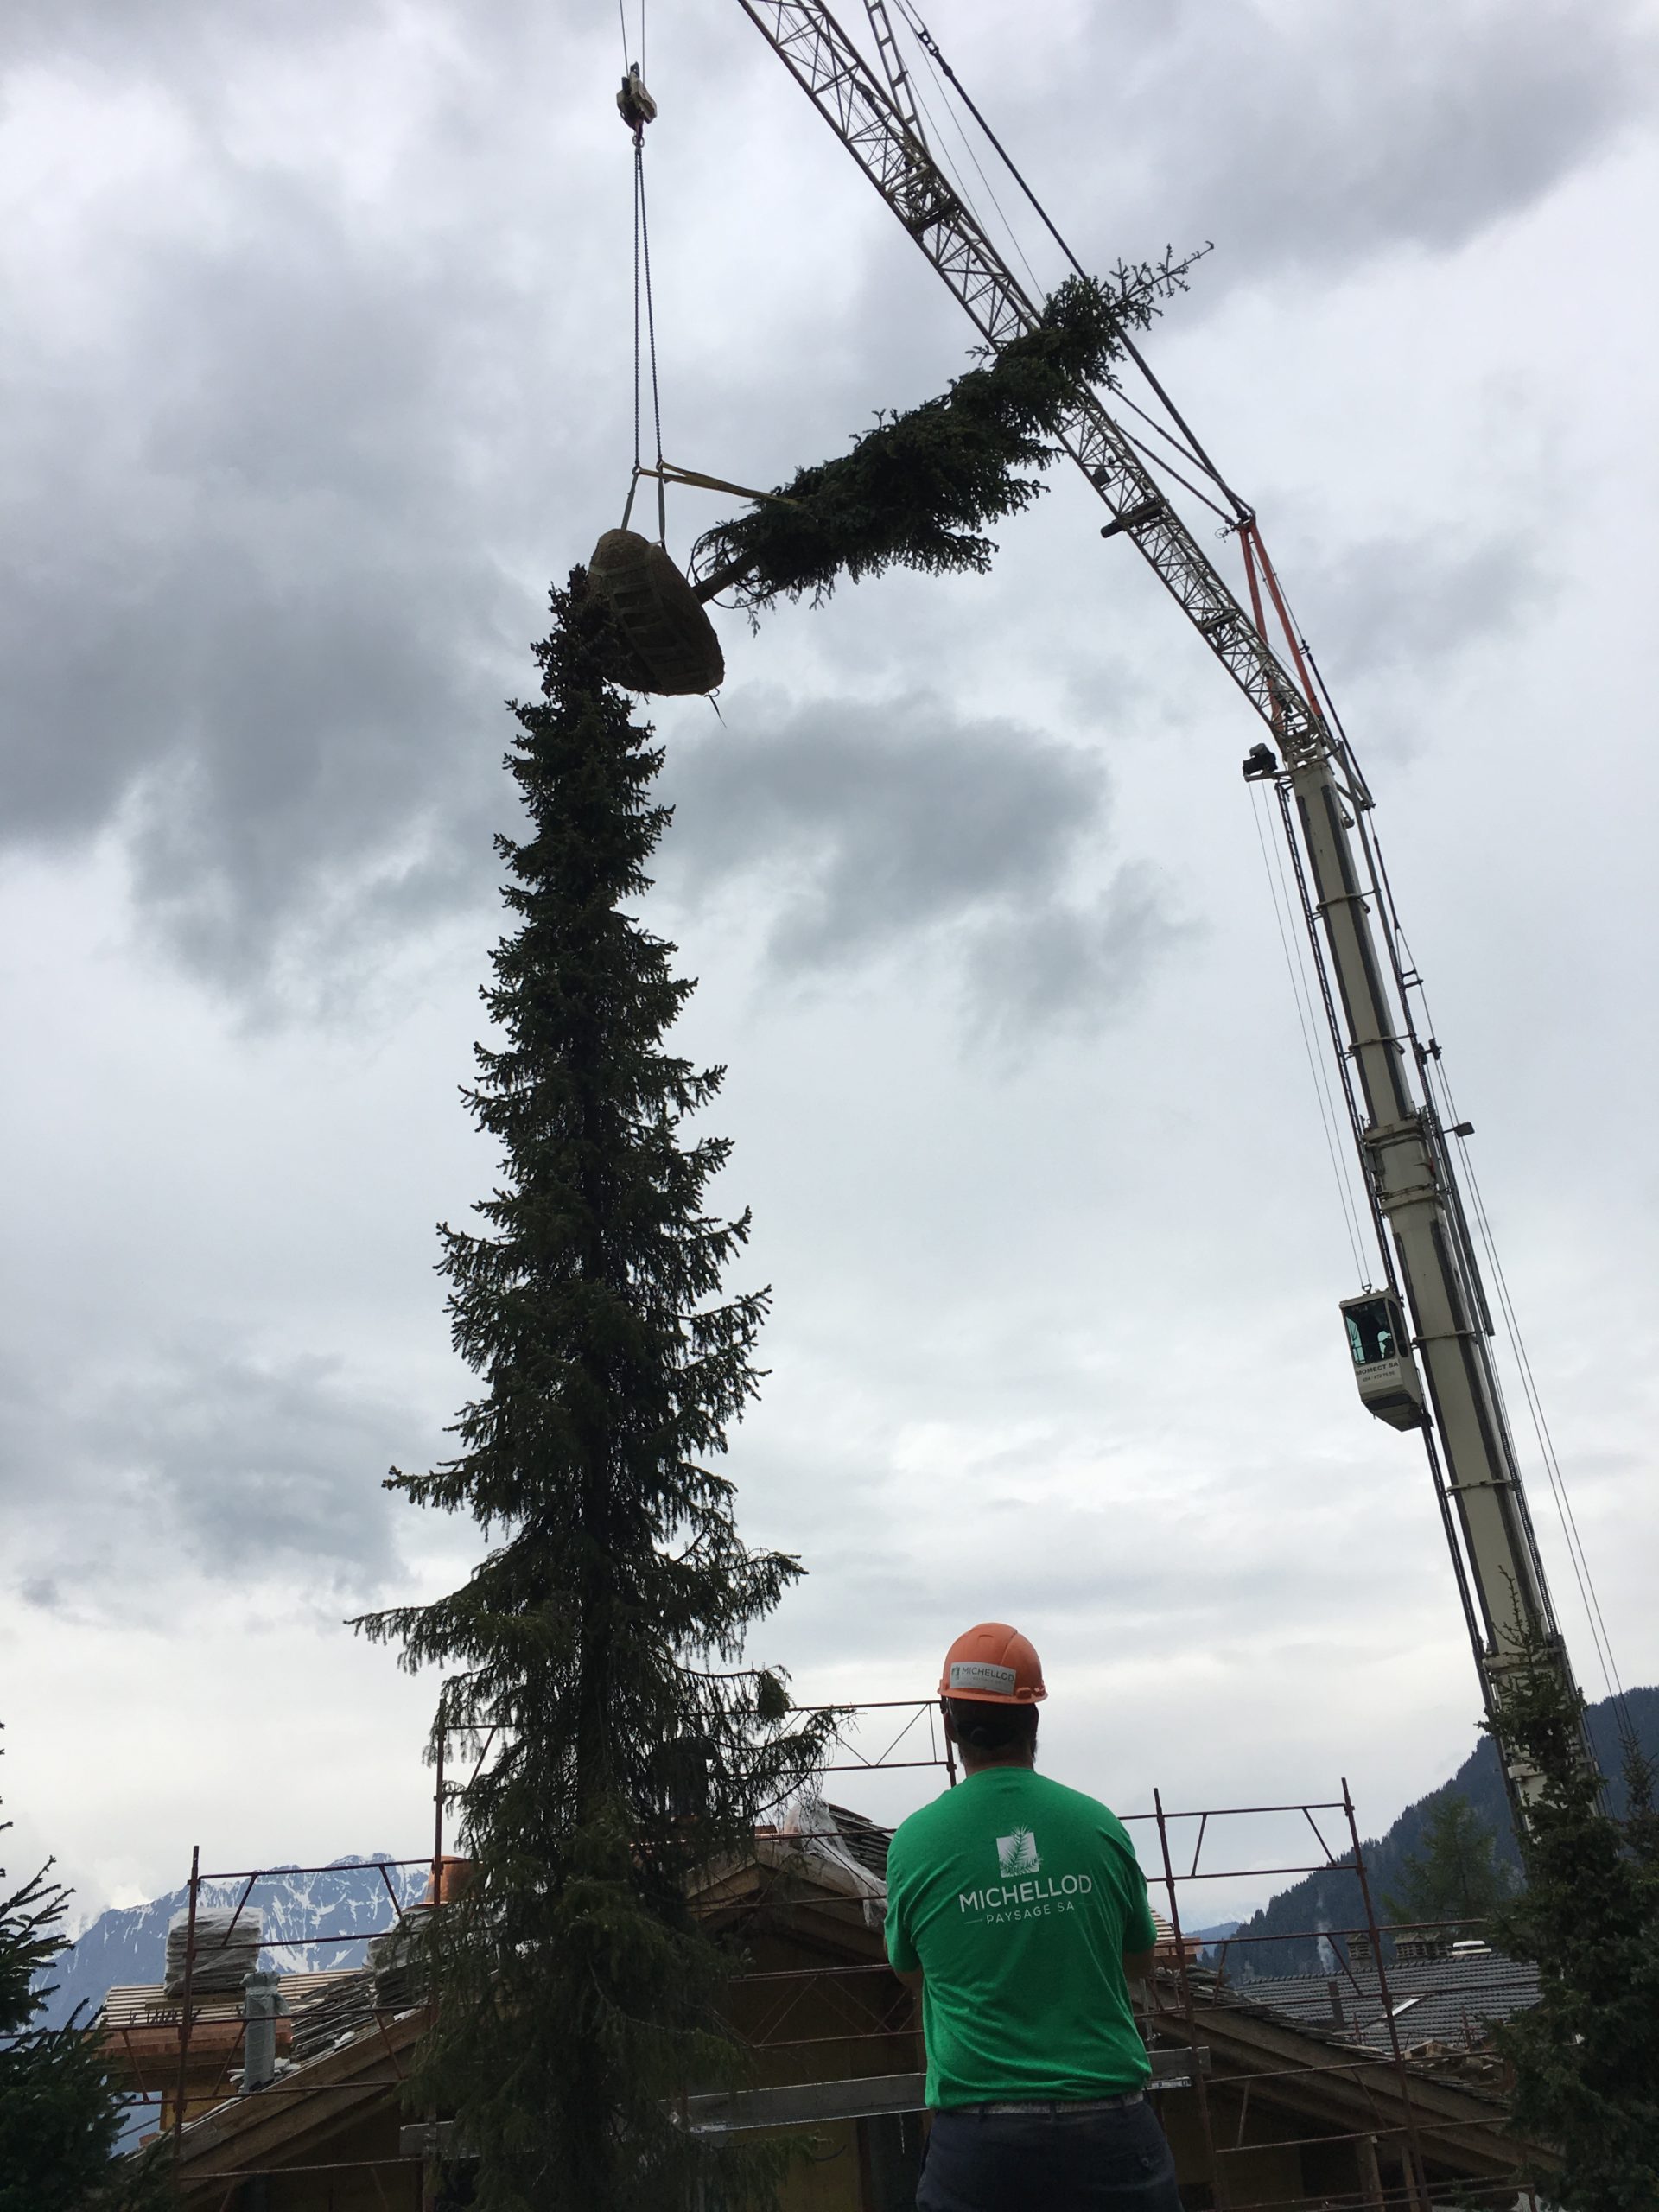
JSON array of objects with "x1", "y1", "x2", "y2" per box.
[{"x1": 734, "y1": 0, "x2": 1583, "y2": 1813}]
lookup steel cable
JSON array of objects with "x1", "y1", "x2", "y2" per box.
[
  {"x1": 1295, "y1": 582, "x2": 1634, "y2": 1756},
  {"x1": 636, "y1": 143, "x2": 665, "y2": 538},
  {"x1": 893, "y1": 0, "x2": 1248, "y2": 517},
  {"x1": 1249, "y1": 785, "x2": 1371, "y2": 1285}
]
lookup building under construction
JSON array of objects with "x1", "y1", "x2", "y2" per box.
[
  {"x1": 97, "y1": 1707, "x2": 1559, "y2": 2210},
  {"x1": 73, "y1": 4, "x2": 1646, "y2": 2206}
]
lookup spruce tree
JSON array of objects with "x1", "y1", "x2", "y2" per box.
[
  {"x1": 355, "y1": 573, "x2": 830, "y2": 2212},
  {"x1": 1484, "y1": 1655, "x2": 1659, "y2": 2209},
  {"x1": 0, "y1": 1757, "x2": 171, "y2": 2212},
  {"x1": 1382, "y1": 1793, "x2": 1513, "y2": 1936}
]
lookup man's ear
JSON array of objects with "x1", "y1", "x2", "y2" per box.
[{"x1": 939, "y1": 1698, "x2": 957, "y2": 1743}]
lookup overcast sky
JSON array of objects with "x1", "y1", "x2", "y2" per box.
[{"x1": 3, "y1": 0, "x2": 1656, "y2": 1929}]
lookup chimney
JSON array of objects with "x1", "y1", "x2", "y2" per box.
[
  {"x1": 1348, "y1": 1929, "x2": 1374, "y2": 1970},
  {"x1": 239, "y1": 1970, "x2": 285, "y2": 2094},
  {"x1": 421, "y1": 1856, "x2": 474, "y2": 1907},
  {"x1": 1395, "y1": 1930, "x2": 1449, "y2": 1963}
]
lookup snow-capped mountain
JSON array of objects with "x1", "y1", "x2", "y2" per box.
[{"x1": 35, "y1": 1854, "x2": 430, "y2": 2030}]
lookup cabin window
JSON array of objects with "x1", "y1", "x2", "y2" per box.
[{"x1": 1344, "y1": 1298, "x2": 1401, "y2": 1367}]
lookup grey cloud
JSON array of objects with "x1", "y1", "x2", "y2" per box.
[
  {"x1": 0, "y1": 2, "x2": 613, "y2": 1003},
  {"x1": 1059, "y1": 0, "x2": 1658, "y2": 284},
  {"x1": 2, "y1": 0, "x2": 1621, "y2": 1020},
  {"x1": 0, "y1": 1345, "x2": 409, "y2": 1598},
  {"x1": 661, "y1": 691, "x2": 1101, "y2": 957},
  {"x1": 0, "y1": 0, "x2": 338, "y2": 65},
  {"x1": 658, "y1": 690, "x2": 1188, "y2": 1034},
  {"x1": 99, "y1": 1351, "x2": 407, "y2": 1584},
  {"x1": 2, "y1": 215, "x2": 526, "y2": 993},
  {"x1": 768, "y1": 1460, "x2": 1437, "y2": 1680},
  {"x1": 963, "y1": 864, "x2": 1195, "y2": 1047},
  {"x1": 1288, "y1": 531, "x2": 1548, "y2": 681}
]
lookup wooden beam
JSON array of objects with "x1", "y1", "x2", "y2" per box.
[{"x1": 683, "y1": 2050, "x2": 1207, "y2": 2135}]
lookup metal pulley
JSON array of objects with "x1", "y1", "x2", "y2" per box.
[
  {"x1": 617, "y1": 65, "x2": 657, "y2": 138},
  {"x1": 588, "y1": 528, "x2": 725, "y2": 697}
]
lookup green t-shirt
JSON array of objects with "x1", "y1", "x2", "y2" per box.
[{"x1": 885, "y1": 1766, "x2": 1157, "y2": 2109}]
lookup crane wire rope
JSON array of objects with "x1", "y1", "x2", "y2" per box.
[
  {"x1": 876, "y1": 9, "x2": 1238, "y2": 547},
  {"x1": 1256, "y1": 571, "x2": 1635, "y2": 1746},
  {"x1": 883, "y1": 18, "x2": 1237, "y2": 532},
  {"x1": 891, "y1": 0, "x2": 1249, "y2": 519},
  {"x1": 1183, "y1": 114, "x2": 1631, "y2": 1745},
  {"x1": 890, "y1": 3, "x2": 1371, "y2": 1281},
  {"x1": 890, "y1": 15, "x2": 1370, "y2": 1285},
  {"x1": 881, "y1": 7, "x2": 1238, "y2": 536},
  {"x1": 1113, "y1": 388, "x2": 1240, "y2": 516},
  {"x1": 613, "y1": 0, "x2": 666, "y2": 541},
  {"x1": 896, "y1": 20, "x2": 1045, "y2": 302},
  {"x1": 883, "y1": 32, "x2": 1037, "y2": 312},
  {"x1": 874, "y1": 25, "x2": 1228, "y2": 535},
  {"x1": 736, "y1": 0, "x2": 1632, "y2": 1817},
  {"x1": 1249, "y1": 784, "x2": 1372, "y2": 1286},
  {"x1": 1314, "y1": 675, "x2": 1630, "y2": 1738},
  {"x1": 1111, "y1": 424, "x2": 1236, "y2": 527},
  {"x1": 1420, "y1": 990, "x2": 1636, "y2": 1748},
  {"x1": 633, "y1": 141, "x2": 666, "y2": 542}
]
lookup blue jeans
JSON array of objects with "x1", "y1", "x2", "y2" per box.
[{"x1": 917, "y1": 2097, "x2": 1184, "y2": 2212}]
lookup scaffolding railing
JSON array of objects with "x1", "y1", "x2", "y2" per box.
[{"x1": 83, "y1": 1753, "x2": 1546, "y2": 2209}]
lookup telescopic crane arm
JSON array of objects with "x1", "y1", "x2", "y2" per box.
[{"x1": 734, "y1": 0, "x2": 1580, "y2": 1815}]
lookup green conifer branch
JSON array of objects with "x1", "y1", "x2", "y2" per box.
[
  {"x1": 0, "y1": 1758, "x2": 175, "y2": 2210},
  {"x1": 690, "y1": 257, "x2": 1201, "y2": 615},
  {"x1": 1483, "y1": 1638, "x2": 1659, "y2": 2209}
]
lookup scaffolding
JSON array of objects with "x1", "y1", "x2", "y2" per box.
[{"x1": 83, "y1": 1723, "x2": 1549, "y2": 2209}]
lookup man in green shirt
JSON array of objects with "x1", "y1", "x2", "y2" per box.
[{"x1": 885, "y1": 1623, "x2": 1184, "y2": 2210}]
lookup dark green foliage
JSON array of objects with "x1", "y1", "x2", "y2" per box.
[
  {"x1": 690, "y1": 262, "x2": 1198, "y2": 614},
  {"x1": 0, "y1": 1772, "x2": 172, "y2": 2212},
  {"x1": 1485, "y1": 1656, "x2": 1659, "y2": 2210},
  {"x1": 354, "y1": 575, "x2": 831, "y2": 2211},
  {"x1": 1382, "y1": 1792, "x2": 1514, "y2": 1936}
]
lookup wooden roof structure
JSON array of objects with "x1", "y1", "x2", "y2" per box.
[{"x1": 99, "y1": 1808, "x2": 1558, "y2": 2212}]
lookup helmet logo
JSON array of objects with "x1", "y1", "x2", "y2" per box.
[
  {"x1": 996, "y1": 1828, "x2": 1040, "y2": 1876},
  {"x1": 949, "y1": 1661, "x2": 1018, "y2": 1695}
]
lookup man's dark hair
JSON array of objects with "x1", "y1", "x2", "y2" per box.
[{"x1": 944, "y1": 1699, "x2": 1039, "y2": 1756}]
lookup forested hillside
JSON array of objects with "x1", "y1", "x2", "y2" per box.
[{"x1": 1223, "y1": 1686, "x2": 1659, "y2": 1980}]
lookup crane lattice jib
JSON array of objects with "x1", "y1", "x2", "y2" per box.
[
  {"x1": 734, "y1": 0, "x2": 1330, "y2": 769},
  {"x1": 735, "y1": 0, "x2": 1589, "y2": 1813}
]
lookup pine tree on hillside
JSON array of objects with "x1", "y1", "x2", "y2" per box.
[
  {"x1": 1382, "y1": 1794, "x2": 1513, "y2": 1937},
  {"x1": 354, "y1": 573, "x2": 831, "y2": 2212},
  {"x1": 1485, "y1": 1654, "x2": 1659, "y2": 2210},
  {"x1": 0, "y1": 1758, "x2": 171, "y2": 2212}
]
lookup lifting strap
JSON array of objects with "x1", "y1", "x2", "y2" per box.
[{"x1": 619, "y1": 85, "x2": 665, "y2": 543}]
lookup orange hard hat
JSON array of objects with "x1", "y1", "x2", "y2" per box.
[{"x1": 938, "y1": 1622, "x2": 1046, "y2": 1704}]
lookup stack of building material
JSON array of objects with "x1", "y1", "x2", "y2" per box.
[
  {"x1": 367, "y1": 1918, "x2": 428, "y2": 2016},
  {"x1": 162, "y1": 1908, "x2": 263, "y2": 1999},
  {"x1": 288, "y1": 1969, "x2": 377, "y2": 2063}
]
